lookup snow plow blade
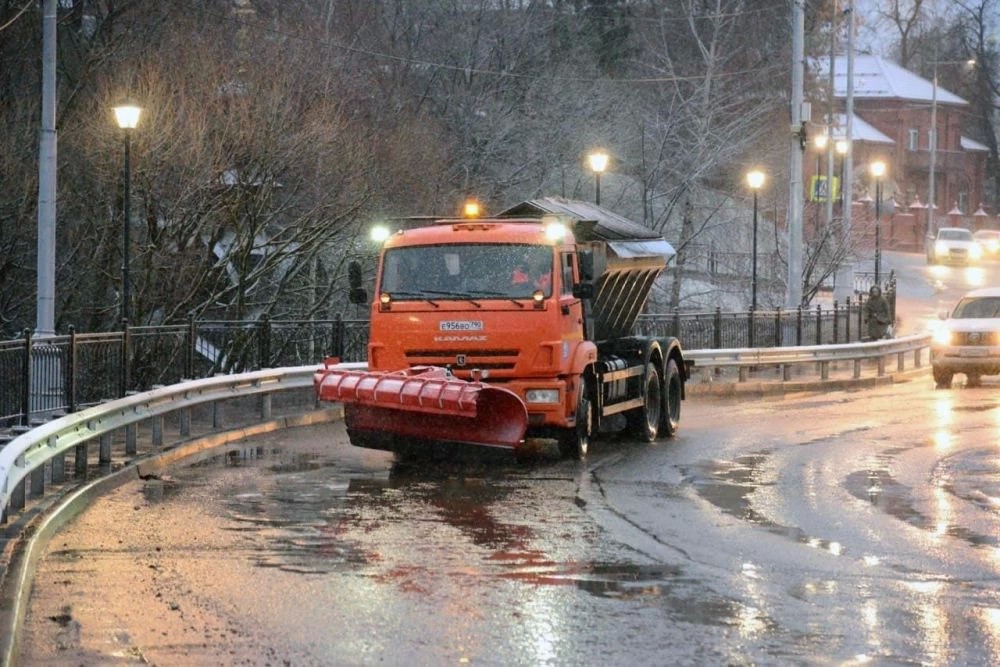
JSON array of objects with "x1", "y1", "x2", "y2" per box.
[{"x1": 313, "y1": 363, "x2": 528, "y2": 450}]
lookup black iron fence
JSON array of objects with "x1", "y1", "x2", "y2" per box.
[{"x1": 1, "y1": 291, "x2": 889, "y2": 429}]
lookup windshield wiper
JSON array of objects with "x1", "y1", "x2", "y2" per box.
[
  {"x1": 392, "y1": 289, "x2": 484, "y2": 307},
  {"x1": 384, "y1": 290, "x2": 440, "y2": 307},
  {"x1": 462, "y1": 289, "x2": 526, "y2": 307},
  {"x1": 419, "y1": 289, "x2": 484, "y2": 307}
]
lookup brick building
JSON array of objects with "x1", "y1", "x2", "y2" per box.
[{"x1": 807, "y1": 55, "x2": 991, "y2": 249}]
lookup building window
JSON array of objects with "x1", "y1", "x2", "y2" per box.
[
  {"x1": 959, "y1": 192, "x2": 968, "y2": 213},
  {"x1": 908, "y1": 129, "x2": 918, "y2": 150}
]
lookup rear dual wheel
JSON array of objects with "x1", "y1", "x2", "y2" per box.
[
  {"x1": 659, "y1": 358, "x2": 682, "y2": 437},
  {"x1": 627, "y1": 358, "x2": 682, "y2": 441},
  {"x1": 627, "y1": 364, "x2": 662, "y2": 442}
]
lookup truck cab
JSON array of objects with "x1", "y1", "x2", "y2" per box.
[{"x1": 367, "y1": 217, "x2": 593, "y2": 436}]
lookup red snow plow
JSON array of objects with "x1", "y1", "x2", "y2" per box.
[{"x1": 313, "y1": 362, "x2": 528, "y2": 451}]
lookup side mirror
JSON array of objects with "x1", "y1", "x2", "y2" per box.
[
  {"x1": 348, "y1": 261, "x2": 363, "y2": 289},
  {"x1": 348, "y1": 261, "x2": 367, "y2": 304},
  {"x1": 573, "y1": 282, "x2": 595, "y2": 299},
  {"x1": 938, "y1": 311, "x2": 949, "y2": 321}
]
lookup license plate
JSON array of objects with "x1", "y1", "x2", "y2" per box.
[
  {"x1": 960, "y1": 348, "x2": 988, "y2": 357},
  {"x1": 439, "y1": 320, "x2": 484, "y2": 331}
]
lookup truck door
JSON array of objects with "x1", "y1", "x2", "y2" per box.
[{"x1": 559, "y1": 251, "x2": 585, "y2": 344}]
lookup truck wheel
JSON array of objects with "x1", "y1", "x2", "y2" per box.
[
  {"x1": 658, "y1": 358, "x2": 681, "y2": 437},
  {"x1": 558, "y1": 378, "x2": 592, "y2": 460},
  {"x1": 933, "y1": 366, "x2": 953, "y2": 389},
  {"x1": 966, "y1": 372, "x2": 982, "y2": 388},
  {"x1": 627, "y1": 364, "x2": 661, "y2": 442}
]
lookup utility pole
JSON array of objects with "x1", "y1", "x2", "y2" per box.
[
  {"x1": 786, "y1": 0, "x2": 805, "y2": 308},
  {"x1": 825, "y1": 1, "x2": 837, "y2": 231},
  {"x1": 36, "y1": 0, "x2": 57, "y2": 337},
  {"x1": 834, "y1": 3, "x2": 855, "y2": 304},
  {"x1": 928, "y1": 60, "x2": 938, "y2": 238}
]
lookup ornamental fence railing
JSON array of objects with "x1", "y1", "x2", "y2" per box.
[{"x1": 0, "y1": 285, "x2": 893, "y2": 430}]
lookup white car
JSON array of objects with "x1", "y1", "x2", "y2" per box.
[
  {"x1": 931, "y1": 287, "x2": 1000, "y2": 388},
  {"x1": 973, "y1": 229, "x2": 1000, "y2": 258},
  {"x1": 926, "y1": 227, "x2": 982, "y2": 265}
]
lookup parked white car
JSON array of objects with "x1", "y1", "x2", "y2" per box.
[
  {"x1": 926, "y1": 227, "x2": 982, "y2": 265},
  {"x1": 931, "y1": 287, "x2": 1000, "y2": 388}
]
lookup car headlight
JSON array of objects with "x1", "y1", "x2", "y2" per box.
[
  {"x1": 987, "y1": 239, "x2": 999, "y2": 252},
  {"x1": 932, "y1": 328, "x2": 953, "y2": 346},
  {"x1": 525, "y1": 389, "x2": 559, "y2": 403},
  {"x1": 935, "y1": 241, "x2": 948, "y2": 255},
  {"x1": 970, "y1": 244, "x2": 983, "y2": 260}
]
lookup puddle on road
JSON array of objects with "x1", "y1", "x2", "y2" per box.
[
  {"x1": 140, "y1": 475, "x2": 184, "y2": 504},
  {"x1": 844, "y1": 451, "x2": 997, "y2": 549},
  {"x1": 952, "y1": 404, "x2": 998, "y2": 413},
  {"x1": 498, "y1": 560, "x2": 776, "y2": 632},
  {"x1": 686, "y1": 447, "x2": 998, "y2": 553},
  {"x1": 158, "y1": 445, "x2": 790, "y2": 635},
  {"x1": 683, "y1": 454, "x2": 845, "y2": 556}
]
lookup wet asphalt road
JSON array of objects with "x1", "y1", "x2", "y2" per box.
[{"x1": 17, "y1": 371, "x2": 1000, "y2": 665}]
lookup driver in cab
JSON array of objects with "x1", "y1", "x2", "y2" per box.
[{"x1": 511, "y1": 253, "x2": 552, "y2": 293}]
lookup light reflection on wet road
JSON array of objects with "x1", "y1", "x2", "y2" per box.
[{"x1": 18, "y1": 375, "x2": 1000, "y2": 664}]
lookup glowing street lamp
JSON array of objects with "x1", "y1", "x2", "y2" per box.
[
  {"x1": 114, "y1": 103, "x2": 142, "y2": 324},
  {"x1": 588, "y1": 151, "x2": 609, "y2": 206}
]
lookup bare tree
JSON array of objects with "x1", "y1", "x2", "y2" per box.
[{"x1": 954, "y1": 0, "x2": 1000, "y2": 206}]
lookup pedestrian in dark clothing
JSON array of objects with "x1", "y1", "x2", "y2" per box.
[{"x1": 864, "y1": 285, "x2": 892, "y2": 340}]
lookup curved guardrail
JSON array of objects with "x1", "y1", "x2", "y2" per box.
[
  {"x1": 0, "y1": 365, "x2": 342, "y2": 523},
  {"x1": 0, "y1": 337, "x2": 932, "y2": 524},
  {"x1": 686, "y1": 333, "x2": 931, "y2": 382}
]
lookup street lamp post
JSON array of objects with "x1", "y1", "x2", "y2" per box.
[
  {"x1": 746, "y1": 169, "x2": 766, "y2": 311},
  {"x1": 114, "y1": 103, "x2": 141, "y2": 324},
  {"x1": 834, "y1": 138, "x2": 849, "y2": 210},
  {"x1": 870, "y1": 160, "x2": 886, "y2": 286},
  {"x1": 928, "y1": 58, "x2": 975, "y2": 238},
  {"x1": 588, "y1": 151, "x2": 608, "y2": 206}
]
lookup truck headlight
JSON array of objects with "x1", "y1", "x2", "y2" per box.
[
  {"x1": 932, "y1": 328, "x2": 953, "y2": 346},
  {"x1": 525, "y1": 389, "x2": 559, "y2": 403}
]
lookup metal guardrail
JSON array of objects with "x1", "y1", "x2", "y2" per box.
[
  {"x1": 686, "y1": 333, "x2": 931, "y2": 382},
  {"x1": 0, "y1": 364, "x2": 338, "y2": 523},
  {"x1": 0, "y1": 335, "x2": 932, "y2": 527},
  {"x1": 3, "y1": 296, "x2": 888, "y2": 427}
]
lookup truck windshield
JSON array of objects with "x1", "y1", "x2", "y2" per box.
[{"x1": 380, "y1": 244, "x2": 553, "y2": 300}]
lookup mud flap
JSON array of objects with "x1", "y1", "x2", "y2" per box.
[{"x1": 314, "y1": 365, "x2": 528, "y2": 450}]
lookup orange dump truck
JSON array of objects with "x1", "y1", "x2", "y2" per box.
[{"x1": 314, "y1": 197, "x2": 688, "y2": 458}]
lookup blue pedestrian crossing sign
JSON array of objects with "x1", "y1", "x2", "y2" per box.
[{"x1": 809, "y1": 175, "x2": 840, "y2": 202}]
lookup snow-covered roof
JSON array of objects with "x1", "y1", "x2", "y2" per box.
[
  {"x1": 961, "y1": 136, "x2": 989, "y2": 152},
  {"x1": 812, "y1": 54, "x2": 967, "y2": 106},
  {"x1": 498, "y1": 197, "x2": 675, "y2": 259},
  {"x1": 825, "y1": 113, "x2": 894, "y2": 144},
  {"x1": 499, "y1": 197, "x2": 663, "y2": 241}
]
